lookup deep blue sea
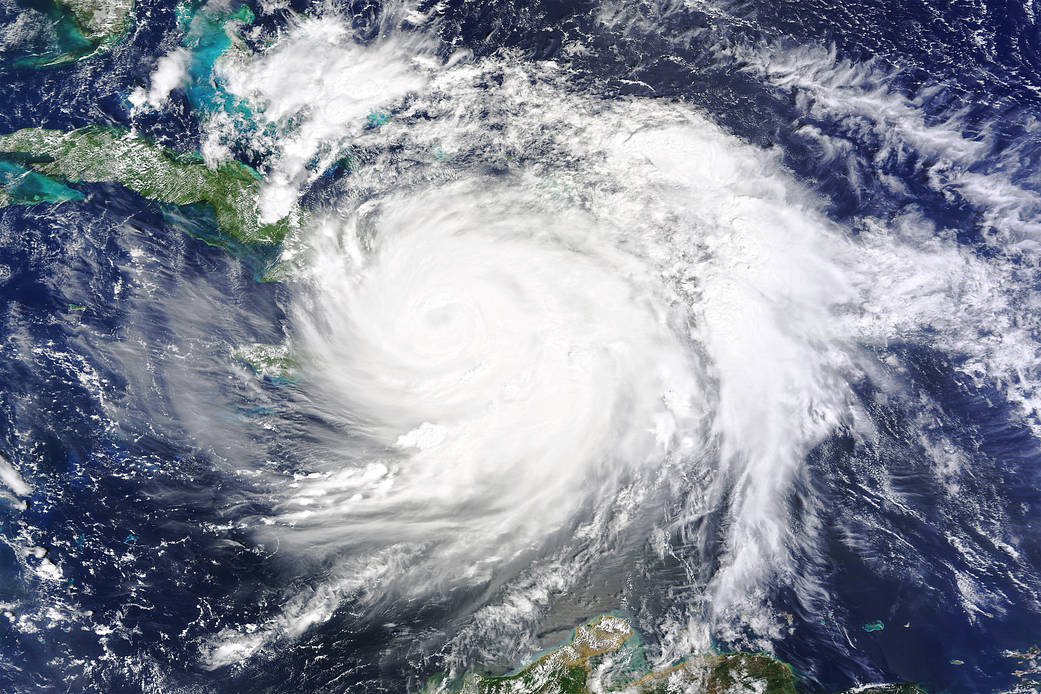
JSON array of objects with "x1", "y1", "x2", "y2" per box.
[{"x1": 0, "y1": 0, "x2": 1040, "y2": 692}]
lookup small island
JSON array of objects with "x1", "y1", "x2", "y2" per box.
[{"x1": 423, "y1": 615, "x2": 928, "y2": 694}]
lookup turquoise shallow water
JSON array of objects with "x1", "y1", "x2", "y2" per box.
[
  {"x1": 5, "y1": 0, "x2": 103, "y2": 67},
  {"x1": 181, "y1": 2, "x2": 258, "y2": 131},
  {"x1": 0, "y1": 160, "x2": 84, "y2": 203}
]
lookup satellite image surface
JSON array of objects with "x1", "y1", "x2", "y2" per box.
[{"x1": 0, "y1": 0, "x2": 1040, "y2": 691}]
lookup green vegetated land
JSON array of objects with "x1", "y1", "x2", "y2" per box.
[
  {"x1": 13, "y1": 0, "x2": 135, "y2": 66},
  {"x1": 232, "y1": 343, "x2": 296, "y2": 381},
  {"x1": 423, "y1": 616, "x2": 928, "y2": 694},
  {"x1": 56, "y1": 0, "x2": 134, "y2": 46},
  {"x1": 0, "y1": 126, "x2": 290, "y2": 244}
]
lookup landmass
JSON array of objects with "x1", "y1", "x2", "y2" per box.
[
  {"x1": 9, "y1": 0, "x2": 134, "y2": 67},
  {"x1": 0, "y1": 126, "x2": 290, "y2": 244},
  {"x1": 55, "y1": 0, "x2": 134, "y2": 49},
  {"x1": 1003, "y1": 645, "x2": 1040, "y2": 693},
  {"x1": 422, "y1": 615, "x2": 928, "y2": 694},
  {"x1": 232, "y1": 343, "x2": 296, "y2": 382},
  {"x1": 0, "y1": 158, "x2": 83, "y2": 206}
]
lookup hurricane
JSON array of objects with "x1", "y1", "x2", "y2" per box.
[
  {"x1": 279, "y1": 179, "x2": 703, "y2": 571},
  {"x1": 1, "y1": 0, "x2": 1040, "y2": 691}
]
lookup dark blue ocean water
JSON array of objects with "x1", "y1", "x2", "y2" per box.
[{"x1": 0, "y1": 0, "x2": 1040, "y2": 692}]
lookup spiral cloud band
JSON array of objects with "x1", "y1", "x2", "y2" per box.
[
  {"x1": 181, "y1": 9, "x2": 1041, "y2": 670},
  {"x1": 283, "y1": 182, "x2": 704, "y2": 571}
]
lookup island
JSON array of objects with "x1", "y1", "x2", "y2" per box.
[
  {"x1": 422, "y1": 615, "x2": 928, "y2": 694},
  {"x1": 0, "y1": 126, "x2": 290, "y2": 244},
  {"x1": 232, "y1": 343, "x2": 296, "y2": 382}
]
